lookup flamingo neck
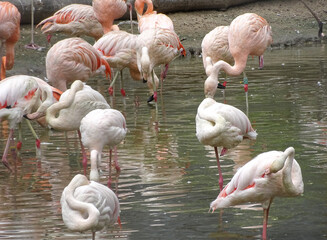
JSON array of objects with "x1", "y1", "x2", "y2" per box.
[
  {"x1": 61, "y1": 174, "x2": 100, "y2": 231},
  {"x1": 90, "y1": 150, "x2": 101, "y2": 182}
]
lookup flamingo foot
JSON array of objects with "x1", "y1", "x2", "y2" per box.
[
  {"x1": 25, "y1": 43, "x2": 42, "y2": 50},
  {"x1": 108, "y1": 86, "x2": 114, "y2": 96},
  {"x1": 153, "y1": 91, "x2": 158, "y2": 102},
  {"x1": 16, "y1": 141, "x2": 22, "y2": 150},
  {"x1": 36, "y1": 139, "x2": 41, "y2": 149},
  {"x1": 120, "y1": 88, "x2": 126, "y2": 97}
]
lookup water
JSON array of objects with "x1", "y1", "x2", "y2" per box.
[{"x1": 1, "y1": 29, "x2": 327, "y2": 239}]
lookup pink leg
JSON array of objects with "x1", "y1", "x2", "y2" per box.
[
  {"x1": 262, "y1": 200, "x2": 272, "y2": 240},
  {"x1": 77, "y1": 130, "x2": 87, "y2": 176},
  {"x1": 214, "y1": 147, "x2": 223, "y2": 191},
  {"x1": 108, "y1": 149, "x2": 112, "y2": 188},
  {"x1": 2, "y1": 129, "x2": 14, "y2": 172},
  {"x1": 113, "y1": 146, "x2": 121, "y2": 172}
]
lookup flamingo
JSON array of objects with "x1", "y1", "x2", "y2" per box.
[
  {"x1": 45, "y1": 80, "x2": 110, "y2": 175},
  {"x1": 134, "y1": 0, "x2": 178, "y2": 92},
  {"x1": 45, "y1": 37, "x2": 111, "y2": 92},
  {"x1": 195, "y1": 96, "x2": 257, "y2": 191},
  {"x1": 134, "y1": 0, "x2": 174, "y2": 33},
  {"x1": 36, "y1": 4, "x2": 104, "y2": 43},
  {"x1": 92, "y1": 0, "x2": 129, "y2": 34},
  {"x1": 94, "y1": 29, "x2": 140, "y2": 97},
  {"x1": 61, "y1": 174, "x2": 121, "y2": 240},
  {"x1": 0, "y1": 75, "x2": 60, "y2": 171},
  {"x1": 80, "y1": 108, "x2": 127, "y2": 187},
  {"x1": 0, "y1": 2, "x2": 21, "y2": 80},
  {"x1": 203, "y1": 13, "x2": 272, "y2": 102},
  {"x1": 136, "y1": 27, "x2": 186, "y2": 102},
  {"x1": 210, "y1": 147, "x2": 304, "y2": 240}
]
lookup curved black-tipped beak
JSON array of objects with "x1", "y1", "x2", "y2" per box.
[{"x1": 142, "y1": 78, "x2": 147, "y2": 83}]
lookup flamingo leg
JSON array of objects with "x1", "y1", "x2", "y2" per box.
[
  {"x1": 92, "y1": 231, "x2": 96, "y2": 240},
  {"x1": 113, "y1": 146, "x2": 120, "y2": 172},
  {"x1": 214, "y1": 147, "x2": 223, "y2": 191},
  {"x1": 77, "y1": 130, "x2": 88, "y2": 176},
  {"x1": 108, "y1": 148, "x2": 112, "y2": 188},
  {"x1": 120, "y1": 70, "x2": 126, "y2": 105},
  {"x1": 243, "y1": 72, "x2": 249, "y2": 116},
  {"x1": 160, "y1": 63, "x2": 169, "y2": 91},
  {"x1": 262, "y1": 199, "x2": 272, "y2": 240},
  {"x1": 2, "y1": 129, "x2": 14, "y2": 172},
  {"x1": 108, "y1": 71, "x2": 120, "y2": 96},
  {"x1": 25, "y1": 119, "x2": 41, "y2": 155}
]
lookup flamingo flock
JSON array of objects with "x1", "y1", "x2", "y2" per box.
[{"x1": 0, "y1": 1, "x2": 305, "y2": 240}]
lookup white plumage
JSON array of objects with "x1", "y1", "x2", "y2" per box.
[{"x1": 61, "y1": 174, "x2": 120, "y2": 240}]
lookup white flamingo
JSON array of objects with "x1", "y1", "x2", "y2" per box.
[
  {"x1": 61, "y1": 174, "x2": 121, "y2": 240},
  {"x1": 80, "y1": 108, "x2": 127, "y2": 188}
]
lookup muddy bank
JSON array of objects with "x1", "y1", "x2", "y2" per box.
[{"x1": 12, "y1": 0, "x2": 327, "y2": 57}]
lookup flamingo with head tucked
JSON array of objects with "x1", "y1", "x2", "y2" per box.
[
  {"x1": 210, "y1": 147, "x2": 304, "y2": 240},
  {"x1": 36, "y1": 4, "x2": 104, "y2": 43},
  {"x1": 203, "y1": 13, "x2": 272, "y2": 102},
  {"x1": 0, "y1": 2, "x2": 21, "y2": 80},
  {"x1": 61, "y1": 174, "x2": 121, "y2": 240},
  {"x1": 46, "y1": 37, "x2": 111, "y2": 92}
]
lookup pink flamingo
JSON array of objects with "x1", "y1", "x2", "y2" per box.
[
  {"x1": 203, "y1": 13, "x2": 272, "y2": 102},
  {"x1": 45, "y1": 80, "x2": 110, "y2": 175},
  {"x1": 94, "y1": 29, "x2": 141, "y2": 97},
  {"x1": 0, "y1": 2, "x2": 21, "y2": 80},
  {"x1": 92, "y1": 0, "x2": 129, "y2": 34},
  {"x1": 210, "y1": 147, "x2": 304, "y2": 240},
  {"x1": 61, "y1": 174, "x2": 121, "y2": 240},
  {"x1": 136, "y1": 27, "x2": 186, "y2": 102},
  {"x1": 80, "y1": 108, "x2": 127, "y2": 188},
  {"x1": 196, "y1": 96, "x2": 257, "y2": 191},
  {"x1": 45, "y1": 37, "x2": 111, "y2": 92},
  {"x1": 0, "y1": 75, "x2": 60, "y2": 171},
  {"x1": 36, "y1": 4, "x2": 104, "y2": 43}
]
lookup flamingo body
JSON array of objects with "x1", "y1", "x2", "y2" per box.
[
  {"x1": 196, "y1": 97, "x2": 257, "y2": 149},
  {"x1": 210, "y1": 147, "x2": 303, "y2": 240},
  {"x1": 94, "y1": 30, "x2": 141, "y2": 81},
  {"x1": 46, "y1": 37, "x2": 111, "y2": 92},
  {"x1": 37, "y1": 4, "x2": 103, "y2": 42},
  {"x1": 92, "y1": 0, "x2": 127, "y2": 34},
  {"x1": 201, "y1": 26, "x2": 233, "y2": 74},
  {"x1": 80, "y1": 108, "x2": 127, "y2": 182},
  {"x1": 61, "y1": 174, "x2": 120, "y2": 238},
  {"x1": 46, "y1": 80, "x2": 110, "y2": 132},
  {"x1": 0, "y1": 2, "x2": 21, "y2": 80}
]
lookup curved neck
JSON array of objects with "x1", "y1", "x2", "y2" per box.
[
  {"x1": 63, "y1": 175, "x2": 100, "y2": 231},
  {"x1": 46, "y1": 82, "x2": 82, "y2": 127},
  {"x1": 90, "y1": 150, "x2": 101, "y2": 182}
]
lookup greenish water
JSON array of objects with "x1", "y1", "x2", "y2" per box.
[{"x1": 0, "y1": 26, "x2": 326, "y2": 239}]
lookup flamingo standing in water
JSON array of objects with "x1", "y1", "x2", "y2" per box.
[
  {"x1": 210, "y1": 147, "x2": 304, "y2": 240},
  {"x1": 61, "y1": 174, "x2": 121, "y2": 240},
  {"x1": 0, "y1": 2, "x2": 21, "y2": 80},
  {"x1": 203, "y1": 13, "x2": 272, "y2": 104},
  {"x1": 0, "y1": 75, "x2": 60, "y2": 171},
  {"x1": 197, "y1": 59, "x2": 257, "y2": 191},
  {"x1": 136, "y1": 27, "x2": 185, "y2": 102},
  {"x1": 46, "y1": 80, "x2": 110, "y2": 174},
  {"x1": 80, "y1": 108, "x2": 127, "y2": 187},
  {"x1": 45, "y1": 37, "x2": 111, "y2": 92},
  {"x1": 36, "y1": 4, "x2": 104, "y2": 43},
  {"x1": 94, "y1": 29, "x2": 141, "y2": 97}
]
